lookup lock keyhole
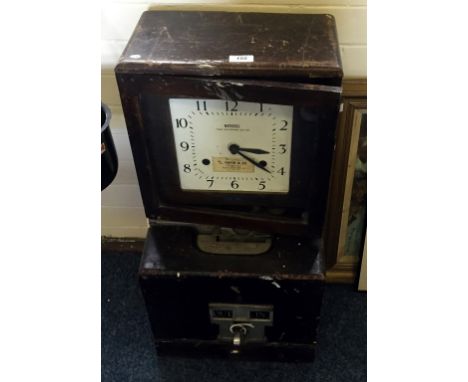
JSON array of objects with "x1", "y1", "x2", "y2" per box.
[{"x1": 229, "y1": 323, "x2": 254, "y2": 347}]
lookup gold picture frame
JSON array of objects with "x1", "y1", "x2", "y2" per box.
[
  {"x1": 358, "y1": 231, "x2": 367, "y2": 291},
  {"x1": 324, "y1": 80, "x2": 367, "y2": 283}
]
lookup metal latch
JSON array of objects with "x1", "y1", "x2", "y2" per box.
[
  {"x1": 197, "y1": 228, "x2": 272, "y2": 255},
  {"x1": 209, "y1": 303, "x2": 273, "y2": 350}
]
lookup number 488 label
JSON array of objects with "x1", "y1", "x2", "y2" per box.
[{"x1": 229, "y1": 55, "x2": 254, "y2": 63}]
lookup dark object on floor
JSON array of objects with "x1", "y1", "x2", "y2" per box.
[
  {"x1": 139, "y1": 226, "x2": 325, "y2": 361},
  {"x1": 102, "y1": 251, "x2": 366, "y2": 382},
  {"x1": 101, "y1": 102, "x2": 118, "y2": 191}
]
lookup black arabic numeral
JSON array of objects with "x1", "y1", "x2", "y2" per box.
[
  {"x1": 206, "y1": 179, "x2": 214, "y2": 188},
  {"x1": 180, "y1": 141, "x2": 189, "y2": 151},
  {"x1": 225, "y1": 101, "x2": 238, "y2": 112},
  {"x1": 280, "y1": 120, "x2": 288, "y2": 131},
  {"x1": 196, "y1": 100, "x2": 207, "y2": 111},
  {"x1": 231, "y1": 180, "x2": 239, "y2": 189},
  {"x1": 258, "y1": 180, "x2": 266, "y2": 190},
  {"x1": 176, "y1": 118, "x2": 188, "y2": 128},
  {"x1": 279, "y1": 144, "x2": 287, "y2": 154},
  {"x1": 183, "y1": 164, "x2": 191, "y2": 173},
  {"x1": 277, "y1": 167, "x2": 285, "y2": 175}
]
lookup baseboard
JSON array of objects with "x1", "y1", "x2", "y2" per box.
[{"x1": 101, "y1": 236, "x2": 145, "y2": 252}]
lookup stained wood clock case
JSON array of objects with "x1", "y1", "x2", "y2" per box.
[{"x1": 116, "y1": 11, "x2": 343, "y2": 361}]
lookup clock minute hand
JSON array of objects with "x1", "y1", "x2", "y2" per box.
[{"x1": 236, "y1": 150, "x2": 271, "y2": 174}]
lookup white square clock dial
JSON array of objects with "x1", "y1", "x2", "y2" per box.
[{"x1": 169, "y1": 98, "x2": 293, "y2": 193}]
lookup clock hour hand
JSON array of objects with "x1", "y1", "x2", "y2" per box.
[
  {"x1": 228, "y1": 144, "x2": 269, "y2": 155},
  {"x1": 229, "y1": 144, "x2": 271, "y2": 174},
  {"x1": 238, "y1": 147, "x2": 270, "y2": 154}
]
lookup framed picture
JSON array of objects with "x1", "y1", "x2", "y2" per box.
[
  {"x1": 324, "y1": 80, "x2": 367, "y2": 283},
  {"x1": 358, "y1": 231, "x2": 367, "y2": 291}
]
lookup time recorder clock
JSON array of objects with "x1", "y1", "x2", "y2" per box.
[{"x1": 116, "y1": 10, "x2": 342, "y2": 361}]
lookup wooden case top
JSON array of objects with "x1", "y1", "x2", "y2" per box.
[{"x1": 116, "y1": 11, "x2": 342, "y2": 81}]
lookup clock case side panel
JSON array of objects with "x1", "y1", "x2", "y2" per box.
[
  {"x1": 116, "y1": 73, "x2": 341, "y2": 236},
  {"x1": 115, "y1": 90, "x2": 160, "y2": 219}
]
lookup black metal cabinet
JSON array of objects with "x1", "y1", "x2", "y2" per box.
[{"x1": 139, "y1": 225, "x2": 325, "y2": 361}]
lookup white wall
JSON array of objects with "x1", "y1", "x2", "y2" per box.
[{"x1": 101, "y1": 0, "x2": 367, "y2": 238}]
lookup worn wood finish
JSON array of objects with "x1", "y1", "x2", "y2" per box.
[
  {"x1": 116, "y1": 11, "x2": 343, "y2": 236},
  {"x1": 323, "y1": 79, "x2": 366, "y2": 283},
  {"x1": 117, "y1": 75, "x2": 341, "y2": 235},
  {"x1": 116, "y1": 11, "x2": 342, "y2": 85}
]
